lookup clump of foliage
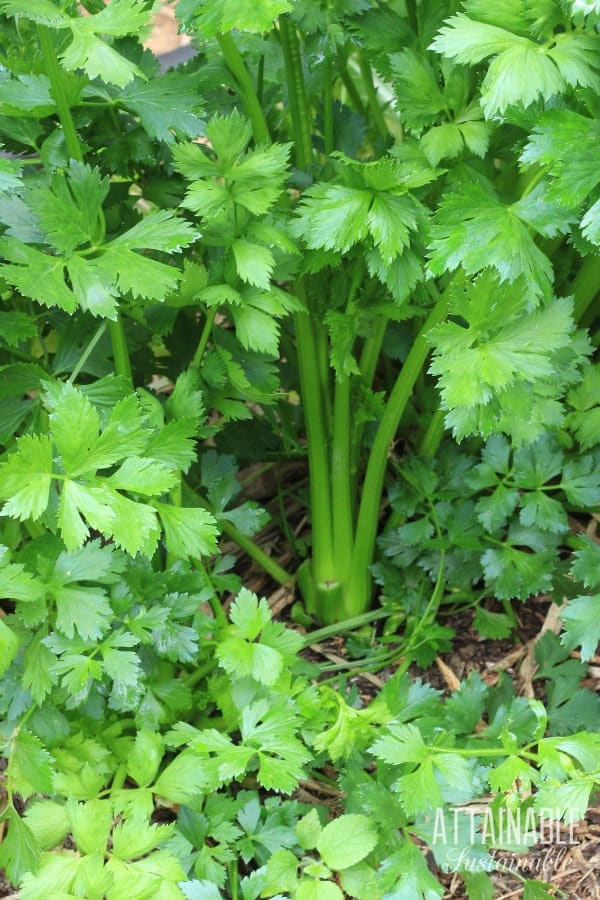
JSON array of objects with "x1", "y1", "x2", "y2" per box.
[{"x1": 1, "y1": 0, "x2": 599, "y2": 897}]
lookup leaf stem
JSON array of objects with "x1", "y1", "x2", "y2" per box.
[
  {"x1": 217, "y1": 33, "x2": 271, "y2": 144},
  {"x1": 419, "y1": 407, "x2": 446, "y2": 459},
  {"x1": 357, "y1": 51, "x2": 389, "y2": 141},
  {"x1": 346, "y1": 290, "x2": 449, "y2": 615},
  {"x1": 293, "y1": 295, "x2": 336, "y2": 591},
  {"x1": 322, "y1": 53, "x2": 334, "y2": 156},
  {"x1": 572, "y1": 254, "x2": 600, "y2": 323},
  {"x1": 37, "y1": 25, "x2": 83, "y2": 162},
  {"x1": 300, "y1": 608, "x2": 389, "y2": 648},
  {"x1": 332, "y1": 374, "x2": 353, "y2": 577},
  {"x1": 108, "y1": 317, "x2": 133, "y2": 384},
  {"x1": 218, "y1": 516, "x2": 293, "y2": 586},
  {"x1": 278, "y1": 15, "x2": 313, "y2": 171},
  {"x1": 68, "y1": 321, "x2": 107, "y2": 384},
  {"x1": 191, "y1": 307, "x2": 217, "y2": 368}
]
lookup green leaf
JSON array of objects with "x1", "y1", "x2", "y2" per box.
[
  {"x1": 102, "y1": 646, "x2": 141, "y2": 686},
  {"x1": 96, "y1": 247, "x2": 182, "y2": 300},
  {"x1": 431, "y1": 15, "x2": 600, "y2": 117},
  {"x1": 377, "y1": 841, "x2": 443, "y2": 899},
  {"x1": 110, "y1": 209, "x2": 199, "y2": 254},
  {"x1": 0, "y1": 237, "x2": 76, "y2": 311},
  {"x1": 28, "y1": 161, "x2": 108, "y2": 255},
  {"x1": 317, "y1": 814, "x2": 378, "y2": 871},
  {"x1": 232, "y1": 239, "x2": 275, "y2": 289},
  {"x1": 127, "y1": 729, "x2": 164, "y2": 788},
  {"x1": 145, "y1": 418, "x2": 200, "y2": 473},
  {"x1": 10, "y1": 730, "x2": 54, "y2": 799},
  {"x1": 522, "y1": 110, "x2": 600, "y2": 210},
  {"x1": 66, "y1": 798, "x2": 112, "y2": 855},
  {"x1": 153, "y1": 749, "x2": 209, "y2": 803},
  {"x1": 0, "y1": 808, "x2": 40, "y2": 884},
  {"x1": 264, "y1": 849, "x2": 299, "y2": 895},
  {"x1": 339, "y1": 862, "x2": 380, "y2": 900},
  {"x1": 522, "y1": 881, "x2": 557, "y2": 900},
  {"x1": 571, "y1": 536, "x2": 600, "y2": 588},
  {"x1": 49, "y1": 382, "x2": 102, "y2": 475},
  {"x1": 60, "y1": 0, "x2": 150, "y2": 87},
  {"x1": 111, "y1": 817, "x2": 175, "y2": 860},
  {"x1": 428, "y1": 183, "x2": 558, "y2": 296},
  {"x1": 296, "y1": 882, "x2": 344, "y2": 900},
  {"x1": 0, "y1": 617, "x2": 19, "y2": 676},
  {"x1": 106, "y1": 458, "x2": 177, "y2": 496},
  {"x1": 0, "y1": 553, "x2": 44, "y2": 602},
  {"x1": 560, "y1": 456, "x2": 600, "y2": 507},
  {"x1": 473, "y1": 607, "x2": 513, "y2": 640},
  {"x1": 296, "y1": 808, "x2": 322, "y2": 850},
  {"x1": 560, "y1": 594, "x2": 600, "y2": 662},
  {"x1": 156, "y1": 503, "x2": 219, "y2": 560},
  {"x1": 428, "y1": 275, "x2": 584, "y2": 443},
  {"x1": 0, "y1": 434, "x2": 53, "y2": 521},
  {"x1": 370, "y1": 723, "x2": 428, "y2": 766},
  {"x1": 294, "y1": 184, "x2": 371, "y2": 253},
  {"x1": 55, "y1": 585, "x2": 113, "y2": 641},
  {"x1": 179, "y1": 0, "x2": 292, "y2": 38},
  {"x1": 66, "y1": 255, "x2": 119, "y2": 319},
  {"x1": 119, "y1": 72, "x2": 204, "y2": 143},
  {"x1": 229, "y1": 588, "x2": 272, "y2": 640},
  {"x1": 567, "y1": 365, "x2": 600, "y2": 450},
  {"x1": 24, "y1": 800, "x2": 70, "y2": 851},
  {"x1": 0, "y1": 310, "x2": 35, "y2": 346}
]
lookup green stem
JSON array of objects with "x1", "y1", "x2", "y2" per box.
[
  {"x1": 191, "y1": 307, "x2": 217, "y2": 368},
  {"x1": 37, "y1": 25, "x2": 83, "y2": 161},
  {"x1": 398, "y1": 550, "x2": 445, "y2": 666},
  {"x1": 68, "y1": 321, "x2": 107, "y2": 384},
  {"x1": 229, "y1": 861, "x2": 239, "y2": 900},
  {"x1": 208, "y1": 592, "x2": 228, "y2": 630},
  {"x1": 278, "y1": 15, "x2": 313, "y2": 170},
  {"x1": 217, "y1": 33, "x2": 271, "y2": 144},
  {"x1": 110, "y1": 763, "x2": 128, "y2": 795},
  {"x1": 219, "y1": 517, "x2": 293, "y2": 586},
  {"x1": 359, "y1": 316, "x2": 388, "y2": 389},
  {"x1": 346, "y1": 291, "x2": 449, "y2": 615},
  {"x1": 323, "y1": 53, "x2": 334, "y2": 156},
  {"x1": 316, "y1": 318, "x2": 332, "y2": 432},
  {"x1": 339, "y1": 67, "x2": 367, "y2": 118},
  {"x1": 357, "y1": 51, "x2": 389, "y2": 141},
  {"x1": 331, "y1": 374, "x2": 353, "y2": 577},
  {"x1": 419, "y1": 407, "x2": 445, "y2": 459},
  {"x1": 350, "y1": 314, "x2": 388, "y2": 484},
  {"x1": 183, "y1": 658, "x2": 218, "y2": 688},
  {"x1": 301, "y1": 608, "x2": 389, "y2": 648},
  {"x1": 572, "y1": 254, "x2": 600, "y2": 323},
  {"x1": 294, "y1": 302, "x2": 336, "y2": 588},
  {"x1": 108, "y1": 316, "x2": 132, "y2": 384}
]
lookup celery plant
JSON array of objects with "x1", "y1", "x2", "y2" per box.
[{"x1": 170, "y1": 0, "x2": 600, "y2": 621}]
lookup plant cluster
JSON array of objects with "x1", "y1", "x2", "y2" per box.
[{"x1": 1, "y1": 0, "x2": 600, "y2": 897}]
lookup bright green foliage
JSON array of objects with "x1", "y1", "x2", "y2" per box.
[
  {"x1": 0, "y1": 161, "x2": 198, "y2": 318},
  {"x1": 427, "y1": 274, "x2": 589, "y2": 442},
  {"x1": 0, "y1": 382, "x2": 217, "y2": 557},
  {"x1": 428, "y1": 182, "x2": 572, "y2": 297},
  {"x1": 177, "y1": 0, "x2": 292, "y2": 36},
  {"x1": 1, "y1": 0, "x2": 600, "y2": 898},
  {"x1": 431, "y1": 9, "x2": 600, "y2": 118},
  {"x1": 0, "y1": 0, "x2": 151, "y2": 86}
]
